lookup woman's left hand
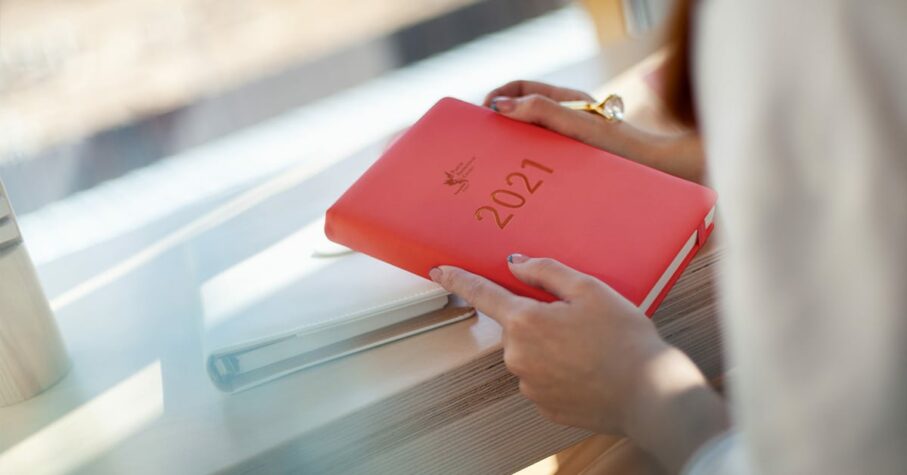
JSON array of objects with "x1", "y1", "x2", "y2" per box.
[{"x1": 482, "y1": 80, "x2": 706, "y2": 183}]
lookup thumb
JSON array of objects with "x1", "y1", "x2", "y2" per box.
[
  {"x1": 507, "y1": 254, "x2": 601, "y2": 301},
  {"x1": 492, "y1": 94, "x2": 600, "y2": 143}
]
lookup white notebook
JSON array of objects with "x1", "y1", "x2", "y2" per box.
[{"x1": 201, "y1": 232, "x2": 473, "y2": 393}]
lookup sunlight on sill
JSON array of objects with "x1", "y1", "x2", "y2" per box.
[
  {"x1": 46, "y1": 160, "x2": 337, "y2": 313},
  {"x1": 202, "y1": 216, "x2": 337, "y2": 326},
  {"x1": 0, "y1": 361, "x2": 163, "y2": 474},
  {"x1": 514, "y1": 454, "x2": 559, "y2": 475}
]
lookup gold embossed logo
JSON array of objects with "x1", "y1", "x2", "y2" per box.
[{"x1": 443, "y1": 156, "x2": 476, "y2": 195}]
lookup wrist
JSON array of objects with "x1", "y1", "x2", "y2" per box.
[
  {"x1": 622, "y1": 345, "x2": 729, "y2": 472},
  {"x1": 648, "y1": 132, "x2": 706, "y2": 183},
  {"x1": 594, "y1": 121, "x2": 651, "y2": 164},
  {"x1": 599, "y1": 123, "x2": 705, "y2": 184}
]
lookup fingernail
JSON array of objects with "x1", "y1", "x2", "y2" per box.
[
  {"x1": 429, "y1": 267, "x2": 443, "y2": 282},
  {"x1": 491, "y1": 97, "x2": 515, "y2": 113},
  {"x1": 507, "y1": 253, "x2": 529, "y2": 264}
]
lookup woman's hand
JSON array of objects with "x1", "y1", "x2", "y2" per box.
[
  {"x1": 433, "y1": 253, "x2": 663, "y2": 433},
  {"x1": 483, "y1": 80, "x2": 624, "y2": 155},
  {"x1": 483, "y1": 80, "x2": 706, "y2": 183},
  {"x1": 430, "y1": 254, "x2": 729, "y2": 472}
]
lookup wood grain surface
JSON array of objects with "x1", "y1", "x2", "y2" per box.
[{"x1": 225, "y1": 244, "x2": 724, "y2": 474}]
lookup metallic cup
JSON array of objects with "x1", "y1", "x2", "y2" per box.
[{"x1": 0, "y1": 181, "x2": 69, "y2": 406}]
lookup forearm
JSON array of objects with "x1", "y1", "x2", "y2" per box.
[
  {"x1": 599, "y1": 123, "x2": 706, "y2": 184},
  {"x1": 623, "y1": 344, "x2": 730, "y2": 473}
]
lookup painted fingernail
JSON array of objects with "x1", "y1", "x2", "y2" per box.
[
  {"x1": 491, "y1": 97, "x2": 515, "y2": 113},
  {"x1": 507, "y1": 253, "x2": 529, "y2": 264},
  {"x1": 429, "y1": 267, "x2": 443, "y2": 282}
]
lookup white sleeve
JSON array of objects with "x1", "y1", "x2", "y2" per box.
[
  {"x1": 681, "y1": 431, "x2": 751, "y2": 475},
  {"x1": 693, "y1": 0, "x2": 907, "y2": 473}
]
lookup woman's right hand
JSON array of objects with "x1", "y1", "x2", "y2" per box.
[
  {"x1": 483, "y1": 80, "x2": 706, "y2": 183},
  {"x1": 431, "y1": 254, "x2": 730, "y2": 473}
]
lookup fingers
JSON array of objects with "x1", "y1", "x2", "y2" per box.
[
  {"x1": 430, "y1": 265, "x2": 529, "y2": 325},
  {"x1": 482, "y1": 80, "x2": 594, "y2": 107},
  {"x1": 507, "y1": 254, "x2": 601, "y2": 301},
  {"x1": 490, "y1": 94, "x2": 603, "y2": 144}
]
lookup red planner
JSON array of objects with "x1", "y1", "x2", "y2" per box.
[{"x1": 326, "y1": 98, "x2": 716, "y2": 316}]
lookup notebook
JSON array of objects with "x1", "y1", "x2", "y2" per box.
[
  {"x1": 325, "y1": 97, "x2": 716, "y2": 315},
  {"x1": 201, "y1": 223, "x2": 475, "y2": 393}
]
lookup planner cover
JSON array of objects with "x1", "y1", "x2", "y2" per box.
[{"x1": 325, "y1": 97, "x2": 716, "y2": 316}]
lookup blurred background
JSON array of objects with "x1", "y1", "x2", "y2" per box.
[
  {"x1": 0, "y1": 3, "x2": 679, "y2": 472},
  {"x1": 1, "y1": 0, "x2": 675, "y2": 264}
]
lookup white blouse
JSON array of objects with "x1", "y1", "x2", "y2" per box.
[{"x1": 686, "y1": 0, "x2": 907, "y2": 473}]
